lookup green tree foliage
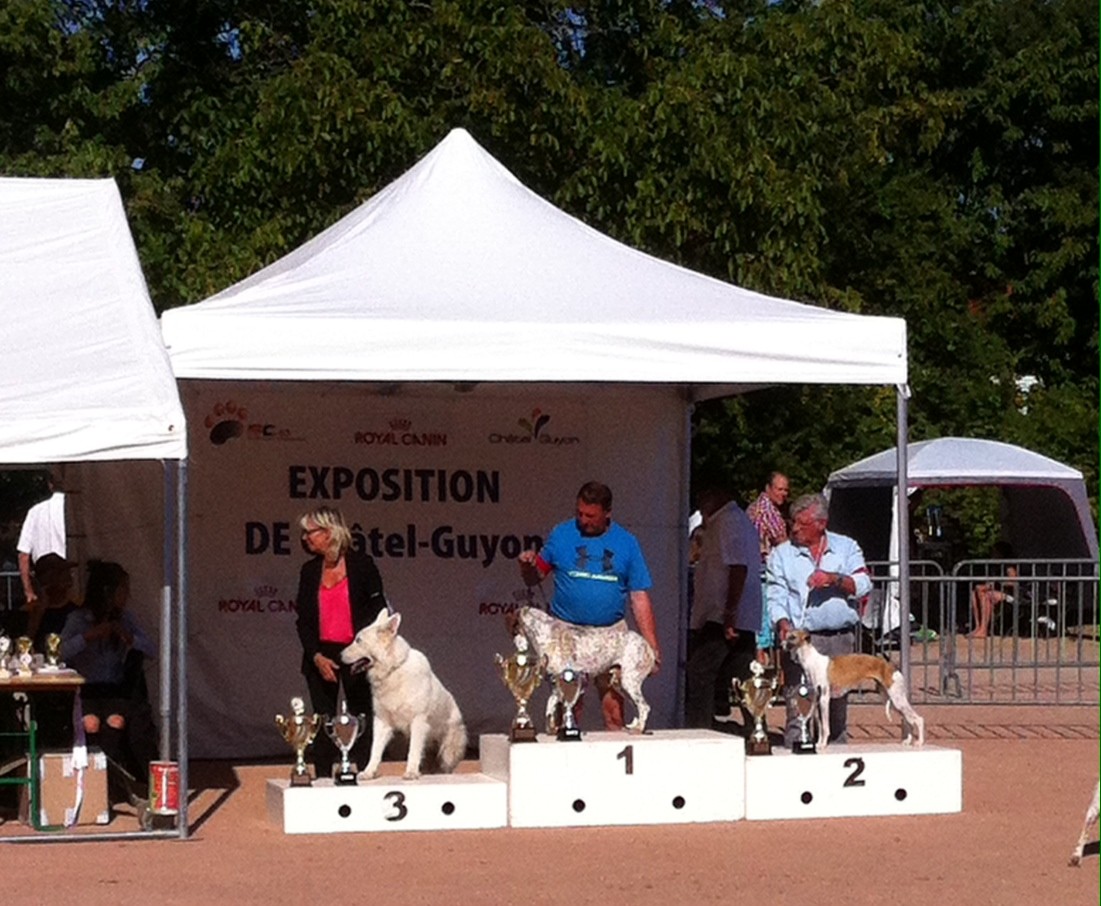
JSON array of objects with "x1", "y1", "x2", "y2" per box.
[{"x1": 1, "y1": 0, "x2": 1096, "y2": 544}]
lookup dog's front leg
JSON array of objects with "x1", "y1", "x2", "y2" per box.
[
  {"x1": 817, "y1": 691, "x2": 831, "y2": 752},
  {"x1": 404, "y1": 714, "x2": 430, "y2": 780},
  {"x1": 359, "y1": 715, "x2": 392, "y2": 780}
]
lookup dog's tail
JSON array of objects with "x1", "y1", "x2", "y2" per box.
[{"x1": 438, "y1": 719, "x2": 468, "y2": 774}]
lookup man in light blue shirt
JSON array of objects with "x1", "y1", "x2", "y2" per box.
[{"x1": 767, "y1": 493, "x2": 871, "y2": 747}]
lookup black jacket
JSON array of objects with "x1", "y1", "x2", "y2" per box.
[{"x1": 295, "y1": 548, "x2": 386, "y2": 674}]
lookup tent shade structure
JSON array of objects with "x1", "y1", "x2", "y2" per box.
[
  {"x1": 0, "y1": 177, "x2": 188, "y2": 841},
  {"x1": 826, "y1": 437, "x2": 1098, "y2": 561},
  {"x1": 0, "y1": 178, "x2": 186, "y2": 462},
  {"x1": 158, "y1": 128, "x2": 909, "y2": 758},
  {"x1": 161, "y1": 128, "x2": 906, "y2": 389}
]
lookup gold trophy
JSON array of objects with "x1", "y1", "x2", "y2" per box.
[
  {"x1": 14, "y1": 636, "x2": 33, "y2": 676},
  {"x1": 733, "y1": 660, "x2": 780, "y2": 756},
  {"x1": 276, "y1": 696, "x2": 322, "y2": 785},
  {"x1": 44, "y1": 633, "x2": 62, "y2": 668},
  {"x1": 789, "y1": 680, "x2": 820, "y2": 755},
  {"x1": 494, "y1": 634, "x2": 546, "y2": 743},
  {"x1": 553, "y1": 667, "x2": 585, "y2": 741}
]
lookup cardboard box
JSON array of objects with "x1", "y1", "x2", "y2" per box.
[{"x1": 20, "y1": 748, "x2": 111, "y2": 827}]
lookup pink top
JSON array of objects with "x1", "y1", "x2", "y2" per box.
[{"x1": 318, "y1": 579, "x2": 354, "y2": 644}]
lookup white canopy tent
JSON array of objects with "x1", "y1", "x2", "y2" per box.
[
  {"x1": 826, "y1": 437, "x2": 1098, "y2": 561},
  {"x1": 0, "y1": 177, "x2": 189, "y2": 840},
  {"x1": 159, "y1": 128, "x2": 911, "y2": 757}
]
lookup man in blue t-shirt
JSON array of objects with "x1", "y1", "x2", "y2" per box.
[{"x1": 518, "y1": 481, "x2": 661, "y2": 729}]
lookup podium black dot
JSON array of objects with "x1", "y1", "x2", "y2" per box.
[
  {"x1": 894, "y1": 788, "x2": 908, "y2": 801},
  {"x1": 572, "y1": 799, "x2": 586, "y2": 813},
  {"x1": 672, "y1": 796, "x2": 686, "y2": 810},
  {"x1": 441, "y1": 801, "x2": 456, "y2": 815},
  {"x1": 337, "y1": 804, "x2": 352, "y2": 818},
  {"x1": 800, "y1": 791, "x2": 813, "y2": 804}
]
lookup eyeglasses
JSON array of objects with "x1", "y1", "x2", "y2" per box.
[{"x1": 301, "y1": 527, "x2": 327, "y2": 538}]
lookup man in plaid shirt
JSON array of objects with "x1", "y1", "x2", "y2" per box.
[{"x1": 746, "y1": 472, "x2": 790, "y2": 563}]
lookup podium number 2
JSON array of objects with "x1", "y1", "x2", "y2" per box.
[
  {"x1": 384, "y1": 790, "x2": 408, "y2": 821},
  {"x1": 617, "y1": 745, "x2": 634, "y2": 775},
  {"x1": 842, "y1": 757, "x2": 866, "y2": 787}
]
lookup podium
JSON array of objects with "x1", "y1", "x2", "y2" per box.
[
  {"x1": 744, "y1": 744, "x2": 962, "y2": 820},
  {"x1": 480, "y1": 729, "x2": 745, "y2": 827},
  {"x1": 266, "y1": 773, "x2": 508, "y2": 834}
]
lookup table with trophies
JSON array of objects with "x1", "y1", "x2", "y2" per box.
[
  {"x1": 266, "y1": 632, "x2": 961, "y2": 834},
  {"x1": 0, "y1": 632, "x2": 85, "y2": 831}
]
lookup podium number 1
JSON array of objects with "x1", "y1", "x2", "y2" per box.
[{"x1": 617, "y1": 745, "x2": 634, "y2": 775}]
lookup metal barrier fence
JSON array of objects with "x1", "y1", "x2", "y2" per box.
[{"x1": 858, "y1": 559, "x2": 1099, "y2": 705}]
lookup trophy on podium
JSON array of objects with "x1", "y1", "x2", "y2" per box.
[
  {"x1": 733, "y1": 660, "x2": 780, "y2": 756},
  {"x1": 324, "y1": 700, "x2": 366, "y2": 784},
  {"x1": 789, "y1": 680, "x2": 820, "y2": 754},
  {"x1": 276, "y1": 697, "x2": 322, "y2": 785},
  {"x1": 553, "y1": 668, "x2": 585, "y2": 742},
  {"x1": 495, "y1": 634, "x2": 546, "y2": 742}
]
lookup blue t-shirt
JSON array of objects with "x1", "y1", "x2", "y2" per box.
[{"x1": 539, "y1": 519, "x2": 652, "y2": 626}]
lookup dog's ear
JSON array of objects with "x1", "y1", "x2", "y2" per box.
[
  {"x1": 504, "y1": 611, "x2": 519, "y2": 637},
  {"x1": 385, "y1": 612, "x2": 402, "y2": 635},
  {"x1": 370, "y1": 609, "x2": 389, "y2": 627}
]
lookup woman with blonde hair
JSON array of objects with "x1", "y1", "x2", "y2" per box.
[{"x1": 294, "y1": 506, "x2": 387, "y2": 779}]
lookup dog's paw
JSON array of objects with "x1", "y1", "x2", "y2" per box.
[
  {"x1": 358, "y1": 768, "x2": 380, "y2": 781},
  {"x1": 902, "y1": 737, "x2": 914, "y2": 747},
  {"x1": 402, "y1": 769, "x2": 422, "y2": 781}
]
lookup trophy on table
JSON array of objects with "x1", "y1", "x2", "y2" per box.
[
  {"x1": 14, "y1": 636, "x2": 33, "y2": 676},
  {"x1": 733, "y1": 660, "x2": 781, "y2": 756},
  {"x1": 324, "y1": 700, "x2": 366, "y2": 784},
  {"x1": 276, "y1": 696, "x2": 322, "y2": 786},
  {"x1": 494, "y1": 633, "x2": 546, "y2": 743},
  {"x1": 789, "y1": 679, "x2": 820, "y2": 755},
  {"x1": 44, "y1": 633, "x2": 62, "y2": 669},
  {"x1": 0, "y1": 634, "x2": 11, "y2": 679},
  {"x1": 553, "y1": 667, "x2": 585, "y2": 742}
]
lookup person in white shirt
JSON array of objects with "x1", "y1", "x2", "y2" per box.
[{"x1": 16, "y1": 470, "x2": 67, "y2": 606}]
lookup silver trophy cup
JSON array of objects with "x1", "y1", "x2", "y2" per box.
[
  {"x1": 554, "y1": 667, "x2": 585, "y2": 741},
  {"x1": 789, "y1": 681, "x2": 820, "y2": 754},
  {"x1": 324, "y1": 700, "x2": 366, "y2": 784}
]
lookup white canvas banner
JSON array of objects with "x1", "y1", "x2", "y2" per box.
[{"x1": 178, "y1": 381, "x2": 685, "y2": 757}]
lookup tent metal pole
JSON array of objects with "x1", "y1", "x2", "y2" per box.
[
  {"x1": 175, "y1": 458, "x2": 190, "y2": 839},
  {"x1": 896, "y1": 385, "x2": 911, "y2": 686},
  {"x1": 159, "y1": 462, "x2": 174, "y2": 760}
]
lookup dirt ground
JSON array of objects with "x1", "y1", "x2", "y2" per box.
[{"x1": 4, "y1": 703, "x2": 1099, "y2": 906}]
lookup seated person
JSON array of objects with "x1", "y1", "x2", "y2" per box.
[
  {"x1": 13, "y1": 553, "x2": 81, "y2": 748},
  {"x1": 60, "y1": 560, "x2": 158, "y2": 803},
  {"x1": 970, "y1": 541, "x2": 1017, "y2": 639}
]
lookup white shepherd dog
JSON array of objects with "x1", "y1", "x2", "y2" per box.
[{"x1": 341, "y1": 610, "x2": 467, "y2": 780}]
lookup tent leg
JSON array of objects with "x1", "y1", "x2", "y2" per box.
[{"x1": 896, "y1": 385, "x2": 911, "y2": 688}]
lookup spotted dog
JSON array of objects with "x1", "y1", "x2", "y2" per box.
[{"x1": 512, "y1": 605, "x2": 656, "y2": 734}]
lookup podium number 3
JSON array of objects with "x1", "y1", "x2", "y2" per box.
[
  {"x1": 384, "y1": 790, "x2": 408, "y2": 821},
  {"x1": 617, "y1": 745, "x2": 634, "y2": 775},
  {"x1": 842, "y1": 757, "x2": 866, "y2": 788}
]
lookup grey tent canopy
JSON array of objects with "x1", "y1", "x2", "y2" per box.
[{"x1": 825, "y1": 437, "x2": 1097, "y2": 561}]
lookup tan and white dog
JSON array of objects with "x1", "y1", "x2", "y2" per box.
[
  {"x1": 512, "y1": 606, "x2": 656, "y2": 733},
  {"x1": 1068, "y1": 779, "x2": 1099, "y2": 867},
  {"x1": 783, "y1": 629, "x2": 925, "y2": 751},
  {"x1": 341, "y1": 609, "x2": 467, "y2": 780}
]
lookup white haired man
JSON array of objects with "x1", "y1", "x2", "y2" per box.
[{"x1": 768, "y1": 493, "x2": 871, "y2": 747}]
